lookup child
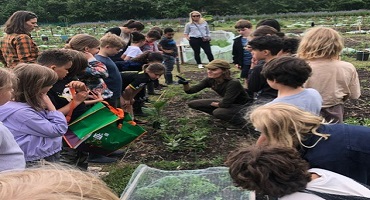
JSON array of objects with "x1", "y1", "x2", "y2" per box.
[
  {"x1": 37, "y1": 49, "x2": 89, "y2": 121},
  {"x1": 232, "y1": 19, "x2": 253, "y2": 87},
  {"x1": 247, "y1": 35, "x2": 284, "y2": 102},
  {"x1": 120, "y1": 63, "x2": 165, "y2": 121},
  {"x1": 0, "y1": 68, "x2": 26, "y2": 171},
  {"x1": 141, "y1": 30, "x2": 161, "y2": 52},
  {"x1": 65, "y1": 34, "x2": 113, "y2": 100},
  {"x1": 40, "y1": 49, "x2": 117, "y2": 165},
  {"x1": 121, "y1": 32, "x2": 145, "y2": 61},
  {"x1": 261, "y1": 56, "x2": 322, "y2": 115},
  {"x1": 226, "y1": 145, "x2": 370, "y2": 199},
  {"x1": 278, "y1": 37, "x2": 300, "y2": 56},
  {"x1": 297, "y1": 27, "x2": 361, "y2": 123},
  {"x1": 96, "y1": 33, "x2": 126, "y2": 107},
  {"x1": 123, "y1": 52, "x2": 164, "y2": 116},
  {"x1": 248, "y1": 103, "x2": 370, "y2": 184},
  {"x1": 159, "y1": 27, "x2": 178, "y2": 84},
  {"x1": 141, "y1": 29, "x2": 163, "y2": 94},
  {"x1": 0, "y1": 63, "x2": 68, "y2": 165},
  {"x1": 0, "y1": 165, "x2": 120, "y2": 199}
]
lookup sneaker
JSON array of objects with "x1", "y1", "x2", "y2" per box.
[{"x1": 198, "y1": 64, "x2": 204, "y2": 69}]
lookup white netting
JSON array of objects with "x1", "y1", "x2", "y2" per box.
[
  {"x1": 121, "y1": 164, "x2": 254, "y2": 200},
  {"x1": 179, "y1": 30, "x2": 235, "y2": 64}
]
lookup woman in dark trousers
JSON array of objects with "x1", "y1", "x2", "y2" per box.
[
  {"x1": 184, "y1": 11, "x2": 214, "y2": 69},
  {"x1": 179, "y1": 59, "x2": 252, "y2": 126}
]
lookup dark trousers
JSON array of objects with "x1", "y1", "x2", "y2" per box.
[
  {"x1": 187, "y1": 99, "x2": 247, "y2": 125},
  {"x1": 189, "y1": 37, "x2": 214, "y2": 64}
]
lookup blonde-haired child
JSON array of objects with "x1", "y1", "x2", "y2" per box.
[
  {"x1": 0, "y1": 64, "x2": 68, "y2": 165},
  {"x1": 0, "y1": 68, "x2": 26, "y2": 171},
  {"x1": 249, "y1": 103, "x2": 370, "y2": 185},
  {"x1": 0, "y1": 164, "x2": 119, "y2": 199},
  {"x1": 96, "y1": 33, "x2": 126, "y2": 107},
  {"x1": 297, "y1": 27, "x2": 361, "y2": 123}
]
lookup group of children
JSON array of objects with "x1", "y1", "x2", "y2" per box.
[
  {"x1": 0, "y1": 15, "x2": 368, "y2": 198},
  {"x1": 224, "y1": 19, "x2": 370, "y2": 199},
  {"x1": 0, "y1": 23, "x2": 183, "y2": 168}
]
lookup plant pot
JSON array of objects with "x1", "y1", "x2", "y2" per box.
[{"x1": 356, "y1": 51, "x2": 369, "y2": 61}]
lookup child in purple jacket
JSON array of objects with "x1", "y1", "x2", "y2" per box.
[{"x1": 0, "y1": 64, "x2": 68, "y2": 165}]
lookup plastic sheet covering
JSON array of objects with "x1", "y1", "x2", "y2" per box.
[
  {"x1": 121, "y1": 164, "x2": 255, "y2": 200},
  {"x1": 179, "y1": 30, "x2": 235, "y2": 64}
]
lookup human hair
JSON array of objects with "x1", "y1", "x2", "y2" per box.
[
  {"x1": 60, "y1": 49, "x2": 88, "y2": 78},
  {"x1": 262, "y1": 56, "x2": 312, "y2": 88},
  {"x1": 100, "y1": 32, "x2": 126, "y2": 49},
  {"x1": 37, "y1": 49, "x2": 73, "y2": 68},
  {"x1": 0, "y1": 164, "x2": 119, "y2": 200},
  {"x1": 234, "y1": 19, "x2": 252, "y2": 29},
  {"x1": 4, "y1": 11, "x2": 37, "y2": 34},
  {"x1": 282, "y1": 37, "x2": 300, "y2": 55},
  {"x1": 225, "y1": 145, "x2": 311, "y2": 197},
  {"x1": 163, "y1": 27, "x2": 174, "y2": 34},
  {"x1": 0, "y1": 68, "x2": 16, "y2": 91},
  {"x1": 131, "y1": 51, "x2": 163, "y2": 63},
  {"x1": 248, "y1": 35, "x2": 284, "y2": 56},
  {"x1": 13, "y1": 63, "x2": 58, "y2": 111},
  {"x1": 144, "y1": 63, "x2": 165, "y2": 74},
  {"x1": 131, "y1": 32, "x2": 146, "y2": 43},
  {"x1": 220, "y1": 68, "x2": 232, "y2": 80},
  {"x1": 65, "y1": 34, "x2": 100, "y2": 52},
  {"x1": 256, "y1": 19, "x2": 281, "y2": 32},
  {"x1": 247, "y1": 103, "x2": 330, "y2": 148},
  {"x1": 150, "y1": 26, "x2": 163, "y2": 36},
  {"x1": 122, "y1": 19, "x2": 145, "y2": 32},
  {"x1": 146, "y1": 30, "x2": 161, "y2": 40},
  {"x1": 251, "y1": 25, "x2": 285, "y2": 38},
  {"x1": 188, "y1": 11, "x2": 205, "y2": 24},
  {"x1": 297, "y1": 27, "x2": 344, "y2": 60}
]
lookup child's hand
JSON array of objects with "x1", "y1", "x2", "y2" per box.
[
  {"x1": 66, "y1": 81, "x2": 88, "y2": 92},
  {"x1": 90, "y1": 90, "x2": 104, "y2": 102},
  {"x1": 84, "y1": 51, "x2": 94, "y2": 60},
  {"x1": 74, "y1": 91, "x2": 89, "y2": 103},
  {"x1": 120, "y1": 98, "x2": 133, "y2": 108},
  {"x1": 235, "y1": 64, "x2": 241, "y2": 70},
  {"x1": 41, "y1": 93, "x2": 56, "y2": 111}
]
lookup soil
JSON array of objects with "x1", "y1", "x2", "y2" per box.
[{"x1": 121, "y1": 70, "x2": 257, "y2": 167}]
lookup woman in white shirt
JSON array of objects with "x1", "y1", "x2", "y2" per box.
[{"x1": 184, "y1": 11, "x2": 214, "y2": 69}]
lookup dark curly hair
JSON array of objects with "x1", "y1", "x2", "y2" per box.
[
  {"x1": 262, "y1": 56, "x2": 312, "y2": 88},
  {"x1": 225, "y1": 145, "x2": 311, "y2": 197}
]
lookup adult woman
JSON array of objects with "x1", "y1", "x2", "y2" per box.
[
  {"x1": 0, "y1": 11, "x2": 39, "y2": 68},
  {"x1": 249, "y1": 103, "x2": 370, "y2": 184},
  {"x1": 184, "y1": 11, "x2": 214, "y2": 69},
  {"x1": 179, "y1": 59, "x2": 252, "y2": 126},
  {"x1": 106, "y1": 20, "x2": 145, "y2": 62}
]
